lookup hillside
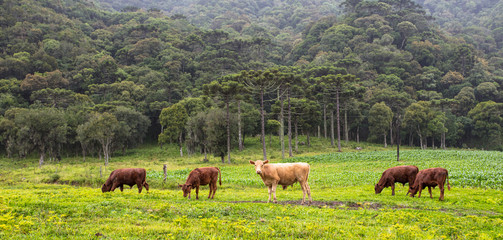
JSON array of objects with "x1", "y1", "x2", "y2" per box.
[{"x1": 1, "y1": 0, "x2": 503, "y2": 166}]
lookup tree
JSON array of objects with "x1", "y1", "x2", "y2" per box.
[
  {"x1": 240, "y1": 69, "x2": 280, "y2": 160},
  {"x1": 112, "y1": 106, "x2": 150, "y2": 153},
  {"x1": 78, "y1": 112, "x2": 119, "y2": 166},
  {"x1": 321, "y1": 74, "x2": 357, "y2": 152},
  {"x1": 15, "y1": 108, "x2": 68, "y2": 168},
  {"x1": 468, "y1": 101, "x2": 503, "y2": 149},
  {"x1": 203, "y1": 76, "x2": 244, "y2": 163},
  {"x1": 205, "y1": 109, "x2": 238, "y2": 162},
  {"x1": 159, "y1": 103, "x2": 188, "y2": 157},
  {"x1": 369, "y1": 102, "x2": 393, "y2": 147},
  {"x1": 403, "y1": 101, "x2": 431, "y2": 149},
  {"x1": 397, "y1": 21, "x2": 417, "y2": 49}
]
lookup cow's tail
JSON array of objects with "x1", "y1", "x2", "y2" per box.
[
  {"x1": 447, "y1": 176, "x2": 451, "y2": 191},
  {"x1": 218, "y1": 167, "x2": 222, "y2": 186}
]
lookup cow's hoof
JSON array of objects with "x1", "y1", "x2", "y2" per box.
[{"x1": 273, "y1": 200, "x2": 277, "y2": 203}]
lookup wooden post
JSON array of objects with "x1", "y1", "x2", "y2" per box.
[
  {"x1": 100, "y1": 166, "x2": 102, "y2": 178},
  {"x1": 163, "y1": 164, "x2": 167, "y2": 183}
]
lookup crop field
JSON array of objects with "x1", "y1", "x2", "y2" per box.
[{"x1": 1, "y1": 142, "x2": 503, "y2": 239}]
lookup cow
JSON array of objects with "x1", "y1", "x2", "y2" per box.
[
  {"x1": 101, "y1": 168, "x2": 149, "y2": 193},
  {"x1": 249, "y1": 160, "x2": 312, "y2": 205},
  {"x1": 409, "y1": 167, "x2": 451, "y2": 201},
  {"x1": 178, "y1": 167, "x2": 221, "y2": 200},
  {"x1": 375, "y1": 165, "x2": 419, "y2": 196}
]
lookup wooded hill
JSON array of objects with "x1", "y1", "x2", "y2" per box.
[{"x1": 1, "y1": 0, "x2": 502, "y2": 166}]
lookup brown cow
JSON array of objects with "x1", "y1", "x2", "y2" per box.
[
  {"x1": 179, "y1": 167, "x2": 221, "y2": 200},
  {"x1": 409, "y1": 167, "x2": 451, "y2": 201},
  {"x1": 101, "y1": 168, "x2": 149, "y2": 193},
  {"x1": 249, "y1": 160, "x2": 312, "y2": 204},
  {"x1": 375, "y1": 165, "x2": 419, "y2": 196}
]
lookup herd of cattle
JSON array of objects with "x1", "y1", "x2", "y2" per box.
[{"x1": 101, "y1": 161, "x2": 450, "y2": 202}]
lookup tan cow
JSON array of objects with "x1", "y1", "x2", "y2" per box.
[{"x1": 249, "y1": 160, "x2": 312, "y2": 204}]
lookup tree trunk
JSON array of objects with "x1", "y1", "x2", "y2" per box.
[
  {"x1": 432, "y1": 137, "x2": 435, "y2": 149},
  {"x1": 330, "y1": 110, "x2": 335, "y2": 147},
  {"x1": 279, "y1": 97, "x2": 285, "y2": 159},
  {"x1": 357, "y1": 126, "x2": 360, "y2": 143},
  {"x1": 226, "y1": 101, "x2": 231, "y2": 164},
  {"x1": 288, "y1": 90, "x2": 293, "y2": 157},
  {"x1": 260, "y1": 88, "x2": 267, "y2": 160},
  {"x1": 39, "y1": 151, "x2": 45, "y2": 168},
  {"x1": 441, "y1": 132, "x2": 446, "y2": 149},
  {"x1": 336, "y1": 87, "x2": 341, "y2": 152},
  {"x1": 323, "y1": 103, "x2": 327, "y2": 138},
  {"x1": 238, "y1": 100, "x2": 243, "y2": 151},
  {"x1": 318, "y1": 126, "x2": 321, "y2": 139},
  {"x1": 294, "y1": 119, "x2": 298, "y2": 152},
  {"x1": 307, "y1": 132, "x2": 311, "y2": 147},
  {"x1": 390, "y1": 121, "x2": 394, "y2": 146},
  {"x1": 344, "y1": 108, "x2": 348, "y2": 144},
  {"x1": 396, "y1": 123, "x2": 401, "y2": 161},
  {"x1": 418, "y1": 132, "x2": 423, "y2": 150},
  {"x1": 179, "y1": 132, "x2": 183, "y2": 157},
  {"x1": 384, "y1": 134, "x2": 387, "y2": 148}
]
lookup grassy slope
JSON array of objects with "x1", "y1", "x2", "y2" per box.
[{"x1": 1, "y1": 137, "x2": 502, "y2": 239}]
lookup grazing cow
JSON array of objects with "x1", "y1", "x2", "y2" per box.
[
  {"x1": 179, "y1": 167, "x2": 221, "y2": 200},
  {"x1": 101, "y1": 168, "x2": 149, "y2": 193},
  {"x1": 375, "y1": 165, "x2": 419, "y2": 196},
  {"x1": 409, "y1": 167, "x2": 451, "y2": 201},
  {"x1": 249, "y1": 160, "x2": 312, "y2": 204}
]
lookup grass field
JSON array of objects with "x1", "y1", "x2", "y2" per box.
[{"x1": 1, "y1": 138, "x2": 502, "y2": 239}]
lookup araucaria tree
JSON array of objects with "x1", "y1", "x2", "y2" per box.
[
  {"x1": 240, "y1": 69, "x2": 279, "y2": 160},
  {"x1": 203, "y1": 76, "x2": 244, "y2": 163},
  {"x1": 321, "y1": 74, "x2": 357, "y2": 152},
  {"x1": 159, "y1": 103, "x2": 188, "y2": 157}
]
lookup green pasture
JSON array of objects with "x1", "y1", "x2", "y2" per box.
[{"x1": 1, "y1": 140, "x2": 503, "y2": 239}]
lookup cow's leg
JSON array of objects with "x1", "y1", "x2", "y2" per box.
[
  {"x1": 136, "y1": 181, "x2": 143, "y2": 193},
  {"x1": 143, "y1": 182, "x2": 149, "y2": 193},
  {"x1": 428, "y1": 186, "x2": 432, "y2": 198},
  {"x1": 211, "y1": 182, "x2": 217, "y2": 199},
  {"x1": 391, "y1": 182, "x2": 395, "y2": 196},
  {"x1": 208, "y1": 182, "x2": 214, "y2": 199},
  {"x1": 119, "y1": 184, "x2": 124, "y2": 192},
  {"x1": 195, "y1": 185, "x2": 199, "y2": 200},
  {"x1": 300, "y1": 182, "x2": 307, "y2": 205},
  {"x1": 111, "y1": 182, "x2": 120, "y2": 192},
  {"x1": 271, "y1": 183, "x2": 278, "y2": 203},
  {"x1": 439, "y1": 182, "x2": 445, "y2": 201},
  {"x1": 417, "y1": 184, "x2": 423, "y2": 198},
  {"x1": 267, "y1": 186, "x2": 272, "y2": 203}
]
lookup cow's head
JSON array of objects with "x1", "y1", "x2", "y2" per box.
[
  {"x1": 178, "y1": 184, "x2": 192, "y2": 198},
  {"x1": 374, "y1": 183, "x2": 384, "y2": 194},
  {"x1": 408, "y1": 184, "x2": 419, "y2": 197},
  {"x1": 249, "y1": 160, "x2": 269, "y2": 174},
  {"x1": 101, "y1": 183, "x2": 112, "y2": 193}
]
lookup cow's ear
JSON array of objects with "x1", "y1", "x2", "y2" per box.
[
  {"x1": 264, "y1": 160, "x2": 269, "y2": 164},
  {"x1": 249, "y1": 160, "x2": 255, "y2": 165},
  {"x1": 178, "y1": 184, "x2": 183, "y2": 188}
]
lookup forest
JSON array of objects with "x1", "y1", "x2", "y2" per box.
[{"x1": 1, "y1": 0, "x2": 503, "y2": 167}]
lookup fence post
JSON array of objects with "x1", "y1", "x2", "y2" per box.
[
  {"x1": 163, "y1": 164, "x2": 167, "y2": 183},
  {"x1": 100, "y1": 166, "x2": 102, "y2": 178}
]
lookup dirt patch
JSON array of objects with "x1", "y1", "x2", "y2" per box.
[{"x1": 224, "y1": 200, "x2": 382, "y2": 210}]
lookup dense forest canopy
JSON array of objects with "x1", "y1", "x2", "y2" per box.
[{"x1": 1, "y1": 0, "x2": 503, "y2": 166}]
